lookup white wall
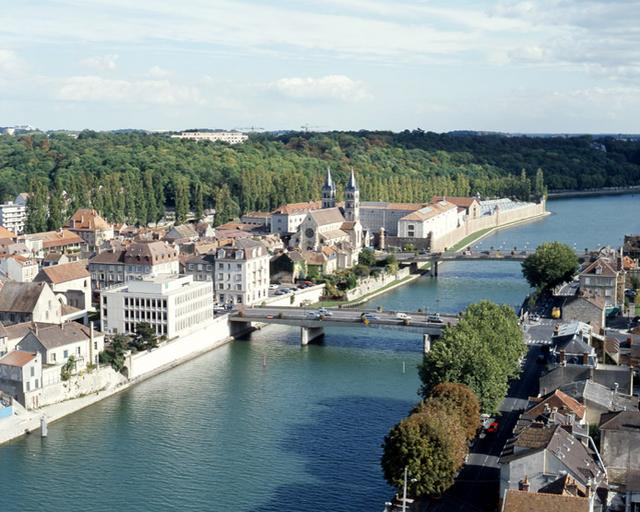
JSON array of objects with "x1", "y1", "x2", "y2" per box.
[{"x1": 127, "y1": 315, "x2": 231, "y2": 380}]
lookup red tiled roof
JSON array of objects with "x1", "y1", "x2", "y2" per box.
[
  {"x1": 36, "y1": 262, "x2": 89, "y2": 284},
  {"x1": 66, "y1": 208, "x2": 111, "y2": 231},
  {"x1": 0, "y1": 350, "x2": 37, "y2": 367},
  {"x1": 502, "y1": 490, "x2": 589, "y2": 512}
]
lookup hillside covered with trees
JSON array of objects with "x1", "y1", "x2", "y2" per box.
[{"x1": 1, "y1": 130, "x2": 639, "y2": 232}]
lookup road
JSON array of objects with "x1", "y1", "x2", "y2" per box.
[
  {"x1": 420, "y1": 320, "x2": 549, "y2": 512},
  {"x1": 231, "y1": 306, "x2": 459, "y2": 333}
]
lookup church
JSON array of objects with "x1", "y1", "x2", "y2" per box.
[{"x1": 292, "y1": 168, "x2": 365, "y2": 271}]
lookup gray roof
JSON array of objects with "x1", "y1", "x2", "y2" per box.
[
  {"x1": 164, "y1": 224, "x2": 198, "y2": 241},
  {"x1": 599, "y1": 410, "x2": 640, "y2": 431},
  {"x1": 540, "y1": 364, "x2": 633, "y2": 395},
  {"x1": 500, "y1": 423, "x2": 602, "y2": 484},
  {"x1": 0, "y1": 282, "x2": 48, "y2": 313},
  {"x1": 309, "y1": 207, "x2": 344, "y2": 226},
  {"x1": 560, "y1": 379, "x2": 639, "y2": 412},
  {"x1": 19, "y1": 322, "x2": 102, "y2": 350}
]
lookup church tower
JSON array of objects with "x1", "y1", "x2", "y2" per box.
[
  {"x1": 344, "y1": 168, "x2": 360, "y2": 222},
  {"x1": 322, "y1": 167, "x2": 336, "y2": 209}
]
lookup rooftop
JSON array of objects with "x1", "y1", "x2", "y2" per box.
[
  {"x1": 0, "y1": 281, "x2": 49, "y2": 313},
  {"x1": 22, "y1": 322, "x2": 102, "y2": 350},
  {"x1": 0, "y1": 350, "x2": 37, "y2": 368},
  {"x1": 66, "y1": 208, "x2": 112, "y2": 232},
  {"x1": 501, "y1": 490, "x2": 589, "y2": 512},
  {"x1": 35, "y1": 261, "x2": 89, "y2": 284}
]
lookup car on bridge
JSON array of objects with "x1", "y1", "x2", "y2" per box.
[
  {"x1": 305, "y1": 311, "x2": 321, "y2": 320},
  {"x1": 317, "y1": 307, "x2": 333, "y2": 317},
  {"x1": 362, "y1": 313, "x2": 380, "y2": 321},
  {"x1": 395, "y1": 312, "x2": 412, "y2": 321},
  {"x1": 427, "y1": 314, "x2": 443, "y2": 323}
]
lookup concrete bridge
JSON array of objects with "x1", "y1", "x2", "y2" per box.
[
  {"x1": 229, "y1": 306, "x2": 458, "y2": 349},
  {"x1": 398, "y1": 248, "x2": 596, "y2": 276}
]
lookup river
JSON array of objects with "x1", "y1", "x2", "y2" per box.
[{"x1": 0, "y1": 194, "x2": 638, "y2": 512}]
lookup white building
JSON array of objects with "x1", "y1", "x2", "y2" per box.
[
  {"x1": 214, "y1": 239, "x2": 270, "y2": 306},
  {"x1": 100, "y1": 274, "x2": 213, "y2": 338},
  {"x1": 0, "y1": 281, "x2": 62, "y2": 325},
  {"x1": 17, "y1": 322, "x2": 104, "y2": 370},
  {"x1": 0, "y1": 350, "x2": 42, "y2": 409},
  {"x1": 171, "y1": 131, "x2": 248, "y2": 144},
  {"x1": 0, "y1": 201, "x2": 27, "y2": 234},
  {"x1": 270, "y1": 201, "x2": 322, "y2": 236},
  {"x1": 397, "y1": 200, "x2": 458, "y2": 239},
  {"x1": 0, "y1": 255, "x2": 39, "y2": 282}
]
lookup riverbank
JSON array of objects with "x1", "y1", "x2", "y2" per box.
[
  {"x1": 548, "y1": 186, "x2": 640, "y2": 199},
  {"x1": 0, "y1": 318, "x2": 236, "y2": 446},
  {"x1": 447, "y1": 210, "x2": 551, "y2": 253}
]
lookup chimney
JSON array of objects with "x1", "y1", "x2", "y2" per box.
[
  {"x1": 567, "y1": 412, "x2": 575, "y2": 426},
  {"x1": 560, "y1": 349, "x2": 566, "y2": 364},
  {"x1": 630, "y1": 366, "x2": 634, "y2": 396},
  {"x1": 34, "y1": 323, "x2": 39, "y2": 335},
  {"x1": 566, "y1": 476, "x2": 578, "y2": 496},
  {"x1": 583, "y1": 352, "x2": 589, "y2": 365},
  {"x1": 519, "y1": 475, "x2": 530, "y2": 492}
]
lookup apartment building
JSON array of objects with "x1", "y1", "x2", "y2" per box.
[
  {"x1": 0, "y1": 201, "x2": 27, "y2": 234},
  {"x1": 100, "y1": 274, "x2": 213, "y2": 338},
  {"x1": 89, "y1": 240, "x2": 179, "y2": 293},
  {"x1": 66, "y1": 208, "x2": 114, "y2": 252},
  {"x1": 213, "y1": 239, "x2": 269, "y2": 306}
]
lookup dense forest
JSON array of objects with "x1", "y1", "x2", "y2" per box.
[{"x1": 1, "y1": 130, "x2": 639, "y2": 232}]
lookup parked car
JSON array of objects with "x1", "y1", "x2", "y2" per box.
[
  {"x1": 274, "y1": 289, "x2": 287, "y2": 296},
  {"x1": 530, "y1": 313, "x2": 540, "y2": 322},
  {"x1": 427, "y1": 314, "x2": 443, "y2": 323},
  {"x1": 396, "y1": 312, "x2": 412, "y2": 321},
  {"x1": 486, "y1": 421, "x2": 499, "y2": 434},
  {"x1": 305, "y1": 311, "x2": 321, "y2": 320},
  {"x1": 268, "y1": 284, "x2": 279, "y2": 290}
]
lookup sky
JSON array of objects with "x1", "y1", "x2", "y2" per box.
[{"x1": 1, "y1": 0, "x2": 640, "y2": 133}]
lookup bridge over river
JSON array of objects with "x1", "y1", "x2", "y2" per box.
[
  {"x1": 398, "y1": 248, "x2": 597, "y2": 276},
  {"x1": 229, "y1": 306, "x2": 458, "y2": 349}
]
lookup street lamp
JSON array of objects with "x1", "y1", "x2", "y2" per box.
[{"x1": 402, "y1": 466, "x2": 418, "y2": 512}]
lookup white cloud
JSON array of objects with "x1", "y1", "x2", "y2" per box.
[
  {"x1": 147, "y1": 66, "x2": 173, "y2": 78},
  {"x1": 80, "y1": 54, "x2": 118, "y2": 70},
  {"x1": 270, "y1": 75, "x2": 371, "y2": 102},
  {"x1": 0, "y1": 49, "x2": 25, "y2": 75},
  {"x1": 57, "y1": 75, "x2": 203, "y2": 106}
]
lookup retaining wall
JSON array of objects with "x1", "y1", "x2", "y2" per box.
[
  {"x1": 127, "y1": 315, "x2": 232, "y2": 380},
  {"x1": 344, "y1": 267, "x2": 412, "y2": 302},
  {"x1": 430, "y1": 201, "x2": 547, "y2": 252}
]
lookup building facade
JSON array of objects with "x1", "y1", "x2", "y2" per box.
[
  {"x1": 170, "y1": 131, "x2": 248, "y2": 144},
  {"x1": 213, "y1": 239, "x2": 270, "y2": 306},
  {"x1": 100, "y1": 274, "x2": 213, "y2": 338},
  {"x1": 0, "y1": 200, "x2": 26, "y2": 234},
  {"x1": 66, "y1": 208, "x2": 114, "y2": 253}
]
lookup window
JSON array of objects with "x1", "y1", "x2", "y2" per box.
[
  {"x1": 77, "y1": 347, "x2": 81, "y2": 355},
  {"x1": 63, "y1": 350, "x2": 69, "y2": 359},
  {"x1": 30, "y1": 366, "x2": 35, "y2": 377},
  {"x1": 26, "y1": 381, "x2": 30, "y2": 392},
  {"x1": 52, "y1": 352, "x2": 57, "y2": 362}
]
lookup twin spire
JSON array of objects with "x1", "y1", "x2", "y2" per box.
[{"x1": 323, "y1": 166, "x2": 357, "y2": 190}]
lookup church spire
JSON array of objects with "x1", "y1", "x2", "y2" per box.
[
  {"x1": 344, "y1": 168, "x2": 360, "y2": 222},
  {"x1": 322, "y1": 166, "x2": 336, "y2": 209},
  {"x1": 347, "y1": 167, "x2": 357, "y2": 190}
]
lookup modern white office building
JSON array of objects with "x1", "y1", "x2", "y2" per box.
[
  {"x1": 0, "y1": 201, "x2": 27, "y2": 234},
  {"x1": 100, "y1": 274, "x2": 213, "y2": 338}
]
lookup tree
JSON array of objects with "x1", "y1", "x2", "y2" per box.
[
  {"x1": 521, "y1": 241, "x2": 579, "y2": 291},
  {"x1": 47, "y1": 188, "x2": 65, "y2": 230},
  {"x1": 99, "y1": 334, "x2": 129, "y2": 373},
  {"x1": 173, "y1": 176, "x2": 190, "y2": 225},
  {"x1": 133, "y1": 322, "x2": 158, "y2": 351},
  {"x1": 381, "y1": 408, "x2": 467, "y2": 498},
  {"x1": 60, "y1": 356, "x2": 77, "y2": 381},
  {"x1": 358, "y1": 247, "x2": 376, "y2": 267},
  {"x1": 25, "y1": 179, "x2": 48, "y2": 233},
  {"x1": 193, "y1": 180, "x2": 204, "y2": 221},
  {"x1": 418, "y1": 301, "x2": 525, "y2": 412},
  {"x1": 426, "y1": 383, "x2": 480, "y2": 441}
]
